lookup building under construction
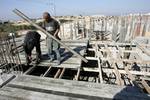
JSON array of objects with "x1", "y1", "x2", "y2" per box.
[{"x1": 0, "y1": 9, "x2": 150, "y2": 100}]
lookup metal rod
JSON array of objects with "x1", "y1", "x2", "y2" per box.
[
  {"x1": 4, "y1": 38, "x2": 15, "y2": 73},
  {"x1": 1, "y1": 40, "x2": 9, "y2": 73},
  {"x1": 11, "y1": 35, "x2": 23, "y2": 73}
]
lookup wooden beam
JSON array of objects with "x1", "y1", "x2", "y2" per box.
[
  {"x1": 0, "y1": 74, "x2": 15, "y2": 88},
  {"x1": 59, "y1": 68, "x2": 65, "y2": 79},
  {"x1": 76, "y1": 68, "x2": 80, "y2": 81},
  {"x1": 54, "y1": 69, "x2": 61, "y2": 79},
  {"x1": 100, "y1": 57, "x2": 150, "y2": 64},
  {"x1": 116, "y1": 45, "x2": 123, "y2": 59},
  {"x1": 85, "y1": 57, "x2": 98, "y2": 60},
  {"x1": 125, "y1": 66, "x2": 135, "y2": 81},
  {"x1": 135, "y1": 42, "x2": 150, "y2": 56},
  {"x1": 97, "y1": 58, "x2": 103, "y2": 83},
  {"x1": 24, "y1": 65, "x2": 36, "y2": 75},
  {"x1": 0, "y1": 87, "x2": 86, "y2": 100},
  {"x1": 124, "y1": 66, "x2": 135, "y2": 85},
  {"x1": 98, "y1": 49, "x2": 137, "y2": 53},
  {"x1": 104, "y1": 44, "x2": 124, "y2": 86},
  {"x1": 83, "y1": 67, "x2": 150, "y2": 76},
  {"x1": 42, "y1": 66, "x2": 52, "y2": 77},
  {"x1": 141, "y1": 79, "x2": 150, "y2": 94},
  {"x1": 88, "y1": 48, "x2": 95, "y2": 51},
  {"x1": 124, "y1": 65, "x2": 143, "y2": 91},
  {"x1": 7, "y1": 75, "x2": 150, "y2": 100},
  {"x1": 90, "y1": 41, "x2": 136, "y2": 47},
  {"x1": 96, "y1": 43, "x2": 103, "y2": 83},
  {"x1": 113, "y1": 62, "x2": 124, "y2": 86},
  {"x1": 13, "y1": 9, "x2": 88, "y2": 63}
]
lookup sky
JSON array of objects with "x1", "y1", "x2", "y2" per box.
[{"x1": 0, "y1": 0, "x2": 150, "y2": 21}]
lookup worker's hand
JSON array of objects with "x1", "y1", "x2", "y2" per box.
[
  {"x1": 28, "y1": 56, "x2": 32, "y2": 61},
  {"x1": 54, "y1": 31, "x2": 57, "y2": 37},
  {"x1": 54, "y1": 34, "x2": 57, "y2": 37},
  {"x1": 54, "y1": 28, "x2": 59, "y2": 37}
]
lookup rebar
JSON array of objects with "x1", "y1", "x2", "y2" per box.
[{"x1": 0, "y1": 35, "x2": 23, "y2": 76}]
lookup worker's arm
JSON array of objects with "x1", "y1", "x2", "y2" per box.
[
  {"x1": 54, "y1": 21, "x2": 60, "y2": 37},
  {"x1": 54, "y1": 28, "x2": 60, "y2": 37}
]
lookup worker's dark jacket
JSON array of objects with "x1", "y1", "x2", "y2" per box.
[{"x1": 23, "y1": 31, "x2": 41, "y2": 62}]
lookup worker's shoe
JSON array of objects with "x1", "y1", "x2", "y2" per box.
[
  {"x1": 49, "y1": 57, "x2": 54, "y2": 62},
  {"x1": 48, "y1": 55, "x2": 54, "y2": 62},
  {"x1": 26, "y1": 56, "x2": 32, "y2": 66},
  {"x1": 35, "y1": 58, "x2": 40, "y2": 64},
  {"x1": 26, "y1": 59, "x2": 31, "y2": 66},
  {"x1": 55, "y1": 60, "x2": 61, "y2": 65}
]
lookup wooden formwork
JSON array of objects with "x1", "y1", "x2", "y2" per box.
[
  {"x1": 0, "y1": 9, "x2": 150, "y2": 99},
  {"x1": 86, "y1": 40, "x2": 150, "y2": 94}
]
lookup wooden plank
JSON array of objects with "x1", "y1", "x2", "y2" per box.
[
  {"x1": 95, "y1": 43, "x2": 103, "y2": 83},
  {"x1": 116, "y1": 45, "x2": 123, "y2": 59},
  {"x1": 88, "y1": 48, "x2": 95, "y2": 51},
  {"x1": 13, "y1": 9, "x2": 88, "y2": 63},
  {"x1": 98, "y1": 49, "x2": 138, "y2": 53},
  {"x1": 135, "y1": 42, "x2": 150, "y2": 56},
  {"x1": 83, "y1": 67, "x2": 150, "y2": 76},
  {"x1": 100, "y1": 57, "x2": 150, "y2": 64},
  {"x1": 59, "y1": 68, "x2": 65, "y2": 79},
  {"x1": 17, "y1": 45, "x2": 86, "y2": 69},
  {"x1": 20, "y1": 57, "x2": 82, "y2": 69},
  {"x1": 125, "y1": 66, "x2": 135, "y2": 81},
  {"x1": 90, "y1": 41, "x2": 136, "y2": 47},
  {"x1": 0, "y1": 87, "x2": 86, "y2": 100},
  {"x1": 0, "y1": 74, "x2": 15, "y2": 88},
  {"x1": 112, "y1": 62, "x2": 124, "y2": 86},
  {"x1": 85, "y1": 57, "x2": 98, "y2": 60},
  {"x1": 54, "y1": 69, "x2": 61, "y2": 79},
  {"x1": 20, "y1": 47, "x2": 86, "y2": 62},
  {"x1": 75, "y1": 68, "x2": 81, "y2": 81},
  {"x1": 42, "y1": 66, "x2": 52, "y2": 77},
  {"x1": 62, "y1": 40, "x2": 88, "y2": 43},
  {"x1": 124, "y1": 66, "x2": 135, "y2": 85},
  {"x1": 97, "y1": 58, "x2": 103, "y2": 83},
  {"x1": 38, "y1": 63, "x2": 80, "y2": 69},
  {"x1": 104, "y1": 44, "x2": 124, "y2": 86},
  {"x1": 6, "y1": 75, "x2": 150, "y2": 100},
  {"x1": 124, "y1": 65, "x2": 142, "y2": 90},
  {"x1": 141, "y1": 79, "x2": 150, "y2": 94},
  {"x1": 24, "y1": 65, "x2": 36, "y2": 75}
]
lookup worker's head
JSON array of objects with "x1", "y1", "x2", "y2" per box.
[{"x1": 43, "y1": 12, "x2": 51, "y2": 22}]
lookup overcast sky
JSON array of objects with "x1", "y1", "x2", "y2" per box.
[{"x1": 0, "y1": 0, "x2": 150, "y2": 21}]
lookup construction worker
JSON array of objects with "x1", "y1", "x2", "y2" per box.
[
  {"x1": 42, "y1": 12, "x2": 61, "y2": 65},
  {"x1": 23, "y1": 31, "x2": 41, "y2": 65}
]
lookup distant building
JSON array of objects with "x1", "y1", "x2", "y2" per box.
[
  {"x1": 0, "y1": 20, "x2": 9, "y2": 24},
  {"x1": 3, "y1": 21, "x2": 9, "y2": 24},
  {"x1": 0, "y1": 20, "x2": 2, "y2": 24}
]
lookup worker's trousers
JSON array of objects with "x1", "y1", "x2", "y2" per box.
[
  {"x1": 23, "y1": 40, "x2": 41, "y2": 63},
  {"x1": 47, "y1": 37, "x2": 60, "y2": 61}
]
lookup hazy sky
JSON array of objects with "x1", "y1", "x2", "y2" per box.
[{"x1": 0, "y1": 0, "x2": 150, "y2": 20}]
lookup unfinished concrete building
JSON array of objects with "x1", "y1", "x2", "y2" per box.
[{"x1": 0, "y1": 9, "x2": 150, "y2": 100}]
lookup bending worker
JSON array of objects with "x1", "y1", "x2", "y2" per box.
[
  {"x1": 42, "y1": 12, "x2": 61, "y2": 65},
  {"x1": 23, "y1": 31, "x2": 41, "y2": 65}
]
